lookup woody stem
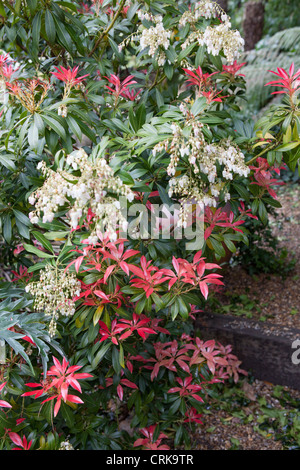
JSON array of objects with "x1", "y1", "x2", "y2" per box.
[{"x1": 89, "y1": 0, "x2": 127, "y2": 57}]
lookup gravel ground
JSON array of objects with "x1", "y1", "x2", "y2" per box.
[
  {"x1": 193, "y1": 379, "x2": 289, "y2": 450},
  {"x1": 191, "y1": 182, "x2": 300, "y2": 450}
]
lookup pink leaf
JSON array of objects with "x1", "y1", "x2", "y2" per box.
[{"x1": 9, "y1": 432, "x2": 23, "y2": 448}]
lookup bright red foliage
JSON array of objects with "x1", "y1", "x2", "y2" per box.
[
  {"x1": 265, "y1": 62, "x2": 300, "y2": 98},
  {"x1": 0, "y1": 382, "x2": 12, "y2": 409},
  {"x1": 51, "y1": 65, "x2": 89, "y2": 87},
  {"x1": 105, "y1": 73, "x2": 138, "y2": 101},
  {"x1": 22, "y1": 356, "x2": 93, "y2": 417},
  {"x1": 128, "y1": 255, "x2": 171, "y2": 298},
  {"x1": 161, "y1": 250, "x2": 223, "y2": 299},
  {"x1": 183, "y1": 66, "x2": 218, "y2": 90},
  {"x1": 8, "y1": 432, "x2": 32, "y2": 450},
  {"x1": 168, "y1": 375, "x2": 204, "y2": 402},
  {"x1": 222, "y1": 60, "x2": 246, "y2": 77},
  {"x1": 133, "y1": 424, "x2": 170, "y2": 450}
]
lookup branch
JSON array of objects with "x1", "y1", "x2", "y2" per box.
[
  {"x1": 88, "y1": 0, "x2": 126, "y2": 57},
  {"x1": 246, "y1": 142, "x2": 278, "y2": 166}
]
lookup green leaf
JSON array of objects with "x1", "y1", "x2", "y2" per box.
[
  {"x1": 26, "y1": 0, "x2": 37, "y2": 14},
  {"x1": 61, "y1": 401, "x2": 75, "y2": 427},
  {"x1": 0, "y1": 330, "x2": 34, "y2": 374},
  {"x1": 28, "y1": 122, "x2": 39, "y2": 149},
  {"x1": 24, "y1": 244, "x2": 55, "y2": 259},
  {"x1": 164, "y1": 61, "x2": 173, "y2": 80},
  {"x1": 209, "y1": 237, "x2": 226, "y2": 258},
  {"x1": 209, "y1": 53, "x2": 223, "y2": 71},
  {"x1": 223, "y1": 237, "x2": 236, "y2": 253},
  {"x1": 276, "y1": 141, "x2": 300, "y2": 152},
  {"x1": 0, "y1": 154, "x2": 16, "y2": 171},
  {"x1": 45, "y1": 9, "x2": 56, "y2": 43},
  {"x1": 32, "y1": 231, "x2": 54, "y2": 253},
  {"x1": 15, "y1": 218, "x2": 30, "y2": 239},
  {"x1": 112, "y1": 345, "x2": 121, "y2": 375},
  {"x1": 56, "y1": 1, "x2": 79, "y2": 13},
  {"x1": 157, "y1": 183, "x2": 173, "y2": 207},
  {"x1": 258, "y1": 200, "x2": 268, "y2": 225},
  {"x1": 13, "y1": 209, "x2": 31, "y2": 227},
  {"x1": 91, "y1": 342, "x2": 111, "y2": 368},
  {"x1": 177, "y1": 295, "x2": 190, "y2": 319},
  {"x1": 191, "y1": 97, "x2": 207, "y2": 116},
  {"x1": 195, "y1": 46, "x2": 205, "y2": 67},
  {"x1": 232, "y1": 183, "x2": 250, "y2": 201},
  {"x1": 177, "y1": 42, "x2": 196, "y2": 63},
  {"x1": 117, "y1": 170, "x2": 134, "y2": 185},
  {"x1": 165, "y1": 46, "x2": 177, "y2": 64},
  {"x1": 16, "y1": 116, "x2": 31, "y2": 149},
  {"x1": 3, "y1": 214, "x2": 12, "y2": 244},
  {"x1": 27, "y1": 262, "x2": 47, "y2": 273},
  {"x1": 41, "y1": 115, "x2": 66, "y2": 140},
  {"x1": 67, "y1": 115, "x2": 82, "y2": 141},
  {"x1": 31, "y1": 10, "x2": 42, "y2": 58},
  {"x1": 53, "y1": 17, "x2": 73, "y2": 53},
  {"x1": 119, "y1": 344, "x2": 125, "y2": 369},
  {"x1": 262, "y1": 197, "x2": 282, "y2": 208},
  {"x1": 181, "y1": 292, "x2": 201, "y2": 306},
  {"x1": 174, "y1": 425, "x2": 184, "y2": 446}
]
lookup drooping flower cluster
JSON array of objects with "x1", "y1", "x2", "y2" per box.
[
  {"x1": 25, "y1": 264, "x2": 81, "y2": 337},
  {"x1": 179, "y1": 0, "x2": 225, "y2": 27},
  {"x1": 160, "y1": 119, "x2": 249, "y2": 183},
  {"x1": 59, "y1": 440, "x2": 74, "y2": 450},
  {"x1": 138, "y1": 13, "x2": 171, "y2": 66},
  {"x1": 152, "y1": 118, "x2": 249, "y2": 226},
  {"x1": 201, "y1": 22, "x2": 245, "y2": 64},
  {"x1": 181, "y1": 5, "x2": 244, "y2": 64},
  {"x1": 28, "y1": 148, "x2": 135, "y2": 243}
]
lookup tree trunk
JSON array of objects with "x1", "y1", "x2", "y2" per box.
[
  {"x1": 216, "y1": 0, "x2": 228, "y2": 11},
  {"x1": 243, "y1": 1, "x2": 265, "y2": 51}
]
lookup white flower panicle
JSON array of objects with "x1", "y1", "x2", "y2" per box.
[
  {"x1": 168, "y1": 173, "x2": 213, "y2": 228},
  {"x1": 28, "y1": 149, "x2": 134, "y2": 243},
  {"x1": 59, "y1": 440, "x2": 74, "y2": 450},
  {"x1": 200, "y1": 22, "x2": 245, "y2": 64},
  {"x1": 58, "y1": 104, "x2": 68, "y2": 118},
  {"x1": 138, "y1": 13, "x2": 171, "y2": 65},
  {"x1": 179, "y1": 1, "x2": 222, "y2": 27},
  {"x1": 180, "y1": 2, "x2": 244, "y2": 64},
  {"x1": 153, "y1": 117, "x2": 249, "y2": 227},
  {"x1": 25, "y1": 264, "x2": 81, "y2": 337}
]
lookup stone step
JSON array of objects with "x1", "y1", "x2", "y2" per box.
[{"x1": 195, "y1": 312, "x2": 300, "y2": 390}]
